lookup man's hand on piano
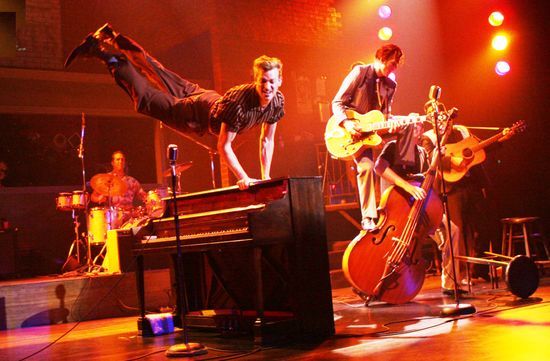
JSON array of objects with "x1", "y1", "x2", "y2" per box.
[{"x1": 237, "y1": 176, "x2": 260, "y2": 190}]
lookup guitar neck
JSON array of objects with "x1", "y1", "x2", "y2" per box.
[
  {"x1": 366, "y1": 116, "x2": 426, "y2": 132},
  {"x1": 471, "y1": 131, "x2": 506, "y2": 152}
]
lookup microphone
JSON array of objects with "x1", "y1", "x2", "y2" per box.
[
  {"x1": 167, "y1": 144, "x2": 178, "y2": 165},
  {"x1": 428, "y1": 85, "x2": 442, "y2": 101},
  {"x1": 425, "y1": 85, "x2": 442, "y2": 115},
  {"x1": 78, "y1": 113, "x2": 86, "y2": 158}
]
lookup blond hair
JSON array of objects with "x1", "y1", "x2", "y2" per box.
[{"x1": 253, "y1": 55, "x2": 283, "y2": 79}]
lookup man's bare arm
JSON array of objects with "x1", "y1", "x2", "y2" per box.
[
  {"x1": 217, "y1": 123, "x2": 256, "y2": 189},
  {"x1": 260, "y1": 122, "x2": 277, "y2": 180}
]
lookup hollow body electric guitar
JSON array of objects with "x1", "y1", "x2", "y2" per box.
[
  {"x1": 324, "y1": 109, "x2": 430, "y2": 160},
  {"x1": 442, "y1": 120, "x2": 526, "y2": 183}
]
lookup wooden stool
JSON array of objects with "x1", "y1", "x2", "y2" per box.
[{"x1": 501, "y1": 217, "x2": 549, "y2": 259}]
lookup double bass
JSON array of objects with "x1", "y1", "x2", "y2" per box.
[{"x1": 342, "y1": 120, "x2": 452, "y2": 304}]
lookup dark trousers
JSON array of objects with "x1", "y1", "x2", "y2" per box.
[
  {"x1": 447, "y1": 183, "x2": 495, "y2": 277},
  {"x1": 108, "y1": 34, "x2": 220, "y2": 134}
]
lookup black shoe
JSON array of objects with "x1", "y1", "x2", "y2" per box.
[
  {"x1": 64, "y1": 34, "x2": 100, "y2": 68},
  {"x1": 111, "y1": 33, "x2": 142, "y2": 52},
  {"x1": 442, "y1": 288, "x2": 468, "y2": 297},
  {"x1": 93, "y1": 23, "x2": 117, "y2": 43}
]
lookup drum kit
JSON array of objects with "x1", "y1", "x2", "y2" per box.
[{"x1": 58, "y1": 162, "x2": 192, "y2": 274}]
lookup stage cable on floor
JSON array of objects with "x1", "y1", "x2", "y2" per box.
[{"x1": 17, "y1": 238, "x2": 156, "y2": 361}]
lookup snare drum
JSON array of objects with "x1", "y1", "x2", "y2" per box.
[
  {"x1": 145, "y1": 188, "x2": 170, "y2": 218},
  {"x1": 71, "y1": 190, "x2": 88, "y2": 209},
  {"x1": 56, "y1": 192, "x2": 73, "y2": 211},
  {"x1": 87, "y1": 207, "x2": 124, "y2": 245}
]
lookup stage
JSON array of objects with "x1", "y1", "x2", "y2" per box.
[
  {"x1": 1, "y1": 273, "x2": 549, "y2": 360},
  {"x1": 0, "y1": 1, "x2": 548, "y2": 360}
]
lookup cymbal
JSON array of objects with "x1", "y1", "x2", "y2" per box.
[
  {"x1": 163, "y1": 161, "x2": 193, "y2": 177},
  {"x1": 90, "y1": 173, "x2": 127, "y2": 196}
]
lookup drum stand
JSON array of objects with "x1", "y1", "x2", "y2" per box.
[
  {"x1": 85, "y1": 238, "x2": 104, "y2": 273},
  {"x1": 455, "y1": 252, "x2": 540, "y2": 299},
  {"x1": 62, "y1": 209, "x2": 86, "y2": 273},
  {"x1": 91, "y1": 243, "x2": 108, "y2": 271}
]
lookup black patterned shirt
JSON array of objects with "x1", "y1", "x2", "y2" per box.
[{"x1": 209, "y1": 83, "x2": 285, "y2": 134}]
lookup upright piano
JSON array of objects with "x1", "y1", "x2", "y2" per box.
[{"x1": 132, "y1": 177, "x2": 335, "y2": 343}]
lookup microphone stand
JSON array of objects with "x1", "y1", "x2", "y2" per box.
[
  {"x1": 166, "y1": 146, "x2": 207, "y2": 357},
  {"x1": 78, "y1": 113, "x2": 96, "y2": 273},
  {"x1": 79, "y1": 113, "x2": 87, "y2": 193},
  {"x1": 161, "y1": 123, "x2": 218, "y2": 188},
  {"x1": 428, "y1": 96, "x2": 476, "y2": 317},
  {"x1": 73, "y1": 113, "x2": 88, "y2": 270}
]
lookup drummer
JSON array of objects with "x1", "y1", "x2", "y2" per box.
[{"x1": 91, "y1": 151, "x2": 147, "y2": 215}]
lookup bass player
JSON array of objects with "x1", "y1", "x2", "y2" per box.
[{"x1": 374, "y1": 123, "x2": 467, "y2": 296}]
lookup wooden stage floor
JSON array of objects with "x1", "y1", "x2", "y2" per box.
[{"x1": 1, "y1": 274, "x2": 549, "y2": 361}]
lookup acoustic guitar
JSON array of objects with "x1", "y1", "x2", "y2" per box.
[
  {"x1": 324, "y1": 109, "x2": 430, "y2": 160},
  {"x1": 442, "y1": 120, "x2": 526, "y2": 183}
]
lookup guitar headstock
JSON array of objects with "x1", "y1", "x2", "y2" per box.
[
  {"x1": 426, "y1": 107, "x2": 458, "y2": 135},
  {"x1": 502, "y1": 120, "x2": 527, "y2": 140}
]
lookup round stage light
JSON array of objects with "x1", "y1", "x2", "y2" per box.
[
  {"x1": 495, "y1": 61, "x2": 510, "y2": 76},
  {"x1": 492, "y1": 34, "x2": 509, "y2": 51},
  {"x1": 378, "y1": 27, "x2": 393, "y2": 41},
  {"x1": 489, "y1": 11, "x2": 504, "y2": 27},
  {"x1": 378, "y1": 5, "x2": 392, "y2": 19}
]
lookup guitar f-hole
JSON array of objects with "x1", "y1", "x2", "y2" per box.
[{"x1": 373, "y1": 224, "x2": 395, "y2": 245}]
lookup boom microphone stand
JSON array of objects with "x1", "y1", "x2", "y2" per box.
[
  {"x1": 426, "y1": 86, "x2": 475, "y2": 317},
  {"x1": 62, "y1": 113, "x2": 88, "y2": 273},
  {"x1": 165, "y1": 144, "x2": 207, "y2": 357},
  {"x1": 161, "y1": 123, "x2": 218, "y2": 189},
  {"x1": 79, "y1": 113, "x2": 95, "y2": 273}
]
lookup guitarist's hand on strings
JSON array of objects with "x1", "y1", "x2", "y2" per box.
[
  {"x1": 387, "y1": 113, "x2": 401, "y2": 134},
  {"x1": 343, "y1": 119, "x2": 362, "y2": 140}
]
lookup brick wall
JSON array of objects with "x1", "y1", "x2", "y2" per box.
[
  {"x1": 211, "y1": 0, "x2": 341, "y2": 45},
  {"x1": 0, "y1": 0, "x2": 63, "y2": 70},
  {"x1": 1, "y1": 1, "x2": 342, "y2": 79},
  {"x1": 209, "y1": 0, "x2": 342, "y2": 89}
]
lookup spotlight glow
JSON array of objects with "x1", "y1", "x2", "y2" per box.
[
  {"x1": 495, "y1": 61, "x2": 510, "y2": 76},
  {"x1": 378, "y1": 27, "x2": 393, "y2": 41},
  {"x1": 378, "y1": 5, "x2": 392, "y2": 19},
  {"x1": 489, "y1": 11, "x2": 504, "y2": 26},
  {"x1": 492, "y1": 34, "x2": 509, "y2": 51}
]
